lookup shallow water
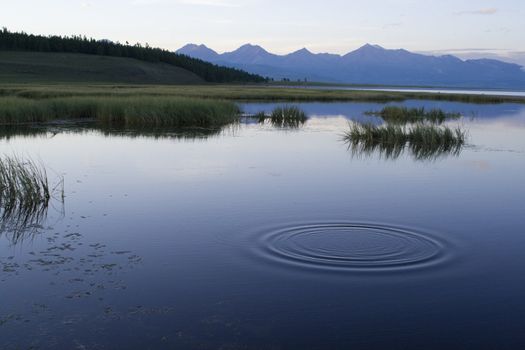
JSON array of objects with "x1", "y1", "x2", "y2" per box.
[
  {"x1": 281, "y1": 85, "x2": 525, "y2": 97},
  {"x1": 1, "y1": 101, "x2": 525, "y2": 349}
]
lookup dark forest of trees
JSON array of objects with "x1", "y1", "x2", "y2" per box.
[{"x1": 0, "y1": 28, "x2": 267, "y2": 83}]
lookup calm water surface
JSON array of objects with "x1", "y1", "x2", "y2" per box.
[
  {"x1": 1, "y1": 101, "x2": 525, "y2": 349},
  {"x1": 283, "y1": 85, "x2": 525, "y2": 97}
]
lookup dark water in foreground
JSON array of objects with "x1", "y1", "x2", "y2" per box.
[{"x1": 1, "y1": 101, "x2": 525, "y2": 349}]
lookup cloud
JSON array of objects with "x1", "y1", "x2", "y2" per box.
[{"x1": 455, "y1": 8, "x2": 498, "y2": 15}]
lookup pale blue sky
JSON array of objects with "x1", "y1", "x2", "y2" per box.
[{"x1": 2, "y1": 0, "x2": 525, "y2": 63}]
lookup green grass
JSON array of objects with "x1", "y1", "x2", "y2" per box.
[
  {"x1": 0, "y1": 156, "x2": 59, "y2": 242},
  {"x1": 0, "y1": 156, "x2": 65, "y2": 243},
  {"x1": 254, "y1": 111, "x2": 268, "y2": 123},
  {"x1": 0, "y1": 125, "x2": 49, "y2": 140},
  {"x1": 1, "y1": 84, "x2": 524, "y2": 104},
  {"x1": 0, "y1": 83, "x2": 522, "y2": 128},
  {"x1": 366, "y1": 106, "x2": 462, "y2": 124},
  {"x1": 344, "y1": 122, "x2": 466, "y2": 160},
  {"x1": 0, "y1": 124, "x2": 232, "y2": 141},
  {"x1": 254, "y1": 106, "x2": 308, "y2": 128},
  {"x1": 0, "y1": 156, "x2": 50, "y2": 208},
  {"x1": 0, "y1": 51, "x2": 204, "y2": 84},
  {"x1": 0, "y1": 96, "x2": 240, "y2": 128}
]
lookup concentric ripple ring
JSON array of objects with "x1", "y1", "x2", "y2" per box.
[{"x1": 253, "y1": 223, "x2": 449, "y2": 272}]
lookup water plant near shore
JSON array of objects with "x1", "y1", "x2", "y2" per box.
[
  {"x1": 0, "y1": 156, "x2": 63, "y2": 243},
  {"x1": 344, "y1": 122, "x2": 466, "y2": 160},
  {"x1": 0, "y1": 96, "x2": 240, "y2": 128}
]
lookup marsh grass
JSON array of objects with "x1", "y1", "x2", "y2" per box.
[
  {"x1": 366, "y1": 106, "x2": 462, "y2": 124},
  {"x1": 344, "y1": 122, "x2": 466, "y2": 160},
  {"x1": 0, "y1": 125, "x2": 49, "y2": 140},
  {"x1": 0, "y1": 123, "x2": 235, "y2": 142},
  {"x1": 0, "y1": 96, "x2": 240, "y2": 128},
  {"x1": 2, "y1": 84, "x2": 522, "y2": 104},
  {"x1": 254, "y1": 111, "x2": 268, "y2": 124},
  {"x1": 97, "y1": 124, "x2": 237, "y2": 140},
  {"x1": 254, "y1": 106, "x2": 308, "y2": 128},
  {"x1": 0, "y1": 156, "x2": 63, "y2": 243}
]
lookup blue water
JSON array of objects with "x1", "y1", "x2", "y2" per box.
[
  {"x1": 1, "y1": 101, "x2": 525, "y2": 349},
  {"x1": 280, "y1": 85, "x2": 525, "y2": 97}
]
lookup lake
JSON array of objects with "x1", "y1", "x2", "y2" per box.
[
  {"x1": 1, "y1": 100, "x2": 525, "y2": 349},
  {"x1": 282, "y1": 85, "x2": 525, "y2": 97}
]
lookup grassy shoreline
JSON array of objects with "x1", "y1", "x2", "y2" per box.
[
  {"x1": 0, "y1": 83, "x2": 523, "y2": 127},
  {"x1": 0, "y1": 96, "x2": 239, "y2": 127},
  {"x1": 1, "y1": 84, "x2": 525, "y2": 104}
]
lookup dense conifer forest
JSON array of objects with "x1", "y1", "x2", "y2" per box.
[{"x1": 0, "y1": 28, "x2": 267, "y2": 83}]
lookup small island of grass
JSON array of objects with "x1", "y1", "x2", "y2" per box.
[
  {"x1": 366, "y1": 106, "x2": 462, "y2": 124},
  {"x1": 344, "y1": 122, "x2": 466, "y2": 160}
]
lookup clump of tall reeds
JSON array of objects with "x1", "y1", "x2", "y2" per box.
[
  {"x1": 254, "y1": 111, "x2": 268, "y2": 124},
  {"x1": 271, "y1": 106, "x2": 307, "y2": 127},
  {"x1": 344, "y1": 122, "x2": 466, "y2": 160},
  {"x1": 0, "y1": 156, "x2": 50, "y2": 211},
  {"x1": 0, "y1": 156, "x2": 63, "y2": 243},
  {"x1": 366, "y1": 106, "x2": 461, "y2": 124},
  {"x1": 255, "y1": 106, "x2": 308, "y2": 128},
  {"x1": 0, "y1": 96, "x2": 240, "y2": 128}
]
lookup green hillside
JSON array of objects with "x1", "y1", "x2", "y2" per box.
[
  {"x1": 0, "y1": 51, "x2": 205, "y2": 84},
  {"x1": 0, "y1": 29, "x2": 267, "y2": 83}
]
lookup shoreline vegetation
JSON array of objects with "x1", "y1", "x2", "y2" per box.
[
  {"x1": 1, "y1": 84, "x2": 524, "y2": 104},
  {"x1": 0, "y1": 84, "x2": 523, "y2": 127},
  {"x1": 0, "y1": 96, "x2": 240, "y2": 128},
  {"x1": 0, "y1": 76, "x2": 523, "y2": 131}
]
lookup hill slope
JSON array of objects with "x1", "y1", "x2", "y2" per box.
[
  {"x1": 0, "y1": 29, "x2": 267, "y2": 83},
  {"x1": 178, "y1": 43, "x2": 525, "y2": 89},
  {"x1": 0, "y1": 51, "x2": 204, "y2": 84}
]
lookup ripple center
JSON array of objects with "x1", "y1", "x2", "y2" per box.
[{"x1": 254, "y1": 223, "x2": 449, "y2": 272}]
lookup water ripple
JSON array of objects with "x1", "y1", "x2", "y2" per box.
[{"x1": 250, "y1": 222, "x2": 452, "y2": 272}]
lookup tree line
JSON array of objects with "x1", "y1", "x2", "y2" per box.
[{"x1": 0, "y1": 28, "x2": 268, "y2": 83}]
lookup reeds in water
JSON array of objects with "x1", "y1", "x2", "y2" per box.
[
  {"x1": 0, "y1": 156, "x2": 62, "y2": 243},
  {"x1": 366, "y1": 106, "x2": 461, "y2": 124},
  {"x1": 255, "y1": 106, "x2": 308, "y2": 128},
  {"x1": 344, "y1": 122, "x2": 466, "y2": 160},
  {"x1": 0, "y1": 96, "x2": 240, "y2": 128}
]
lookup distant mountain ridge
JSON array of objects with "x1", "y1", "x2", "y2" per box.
[{"x1": 177, "y1": 43, "x2": 525, "y2": 88}]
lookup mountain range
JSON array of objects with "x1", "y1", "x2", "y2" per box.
[{"x1": 177, "y1": 43, "x2": 525, "y2": 89}]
